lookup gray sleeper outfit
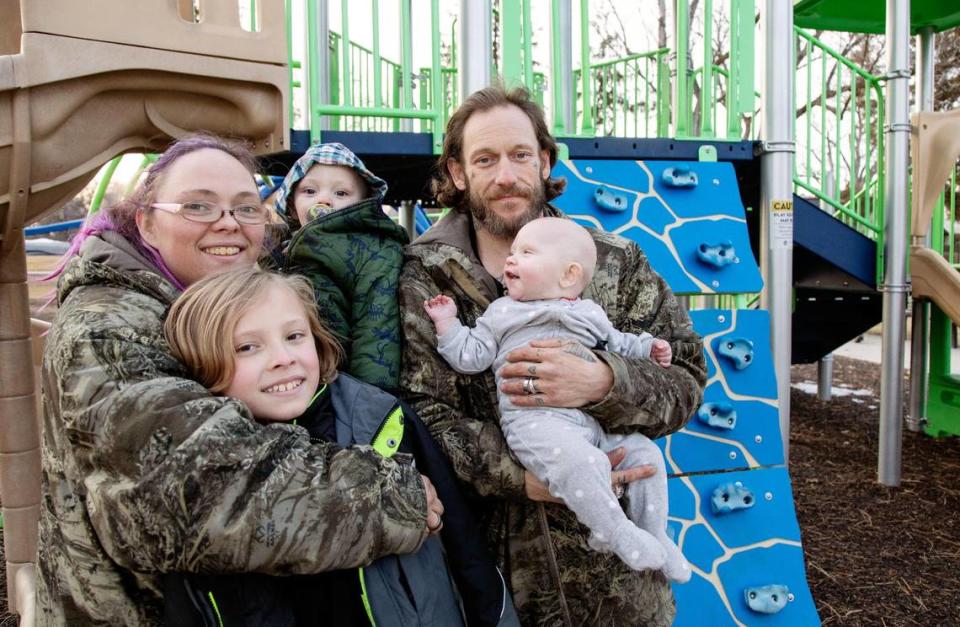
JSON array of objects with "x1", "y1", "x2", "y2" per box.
[{"x1": 437, "y1": 296, "x2": 689, "y2": 580}]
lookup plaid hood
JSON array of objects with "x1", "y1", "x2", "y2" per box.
[{"x1": 274, "y1": 142, "x2": 388, "y2": 223}]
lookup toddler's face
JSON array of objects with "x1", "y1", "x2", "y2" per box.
[
  {"x1": 224, "y1": 283, "x2": 321, "y2": 421},
  {"x1": 293, "y1": 164, "x2": 367, "y2": 224},
  {"x1": 503, "y1": 224, "x2": 569, "y2": 301}
]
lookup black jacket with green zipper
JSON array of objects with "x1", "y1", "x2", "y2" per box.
[{"x1": 165, "y1": 373, "x2": 519, "y2": 627}]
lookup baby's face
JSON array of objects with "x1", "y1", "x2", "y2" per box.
[
  {"x1": 503, "y1": 225, "x2": 570, "y2": 301},
  {"x1": 292, "y1": 164, "x2": 367, "y2": 225}
]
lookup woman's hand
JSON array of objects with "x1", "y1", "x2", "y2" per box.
[
  {"x1": 524, "y1": 447, "x2": 657, "y2": 502},
  {"x1": 421, "y1": 475, "x2": 445, "y2": 535},
  {"x1": 500, "y1": 338, "x2": 614, "y2": 408}
]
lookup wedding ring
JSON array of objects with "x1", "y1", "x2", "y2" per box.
[
  {"x1": 614, "y1": 483, "x2": 626, "y2": 499},
  {"x1": 523, "y1": 377, "x2": 537, "y2": 395}
]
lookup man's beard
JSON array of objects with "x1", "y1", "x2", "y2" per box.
[{"x1": 465, "y1": 180, "x2": 547, "y2": 239}]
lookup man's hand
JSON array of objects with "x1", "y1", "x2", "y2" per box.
[
  {"x1": 423, "y1": 295, "x2": 458, "y2": 336},
  {"x1": 525, "y1": 447, "x2": 656, "y2": 502},
  {"x1": 421, "y1": 475, "x2": 445, "y2": 536},
  {"x1": 499, "y1": 338, "x2": 613, "y2": 408},
  {"x1": 650, "y1": 339, "x2": 672, "y2": 368}
]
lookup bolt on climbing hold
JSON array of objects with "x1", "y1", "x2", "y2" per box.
[
  {"x1": 696, "y1": 241, "x2": 737, "y2": 268},
  {"x1": 661, "y1": 166, "x2": 699, "y2": 188},
  {"x1": 710, "y1": 482, "x2": 755, "y2": 514},
  {"x1": 593, "y1": 185, "x2": 629, "y2": 212},
  {"x1": 745, "y1": 584, "x2": 790, "y2": 614},
  {"x1": 717, "y1": 336, "x2": 754, "y2": 370},
  {"x1": 696, "y1": 402, "x2": 737, "y2": 430}
]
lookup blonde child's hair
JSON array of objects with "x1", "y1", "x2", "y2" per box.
[{"x1": 164, "y1": 269, "x2": 342, "y2": 394}]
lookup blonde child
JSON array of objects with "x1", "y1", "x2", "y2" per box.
[
  {"x1": 162, "y1": 268, "x2": 517, "y2": 627},
  {"x1": 424, "y1": 217, "x2": 690, "y2": 581},
  {"x1": 275, "y1": 142, "x2": 406, "y2": 392}
]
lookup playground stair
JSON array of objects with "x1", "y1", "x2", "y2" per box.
[{"x1": 790, "y1": 193, "x2": 882, "y2": 364}]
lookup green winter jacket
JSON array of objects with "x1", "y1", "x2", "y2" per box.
[
  {"x1": 36, "y1": 231, "x2": 427, "y2": 626},
  {"x1": 399, "y1": 208, "x2": 707, "y2": 627},
  {"x1": 284, "y1": 198, "x2": 408, "y2": 392}
]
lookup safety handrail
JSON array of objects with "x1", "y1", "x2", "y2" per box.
[{"x1": 572, "y1": 48, "x2": 671, "y2": 138}]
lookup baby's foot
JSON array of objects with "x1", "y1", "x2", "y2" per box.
[
  {"x1": 658, "y1": 537, "x2": 691, "y2": 583},
  {"x1": 609, "y1": 525, "x2": 666, "y2": 572}
]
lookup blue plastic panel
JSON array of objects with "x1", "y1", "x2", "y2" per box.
[
  {"x1": 668, "y1": 468, "x2": 820, "y2": 626},
  {"x1": 551, "y1": 159, "x2": 763, "y2": 294},
  {"x1": 657, "y1": 309, "x2": 784, "y2": 473}
]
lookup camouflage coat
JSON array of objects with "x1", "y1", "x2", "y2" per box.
[
  {"x1": 284, "y1": 197, "x2": 408, "y2": 392},
  {"x1": 36, "y1": 231, "x2": 427, "y2": 626},
  {"x1": 399, "y1": 209, "x2": 706, "y2": 626}
]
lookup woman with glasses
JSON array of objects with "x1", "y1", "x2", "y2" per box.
[{"x1": 34, "y1": 134, "x2": 446, "y2": 625}]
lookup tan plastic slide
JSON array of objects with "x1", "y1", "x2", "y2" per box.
[
  {"x1": 910, "y1": 109, "x2": 960, "y2": 327},
  {"x1": 911, "y1": 246, "x2": 960, "y2": 327},
  {"x1": 0, "y1": 1, "x2": 288, "y2": 621}
]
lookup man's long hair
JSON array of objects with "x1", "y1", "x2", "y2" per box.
[{"x1": 432, "y1": 85, "x2": 566, "y2": 210}]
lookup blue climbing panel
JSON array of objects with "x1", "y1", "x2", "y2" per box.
[
  {"x1": 658, "y1": 309, "x2": 784, "y2": 474},
  {"x1": 551, "y1": 159, "x2": 762, "y2": 294},
  {"x1": 669, "y1": 468, "x2": 820, "y2": 626},
  {"x1": 551, "y1": 158, "x2": 819, "y2": 625}
]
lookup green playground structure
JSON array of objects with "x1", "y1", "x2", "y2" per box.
[{"x1": 3, "y1": 0, "x2": 960, "y2": 624}]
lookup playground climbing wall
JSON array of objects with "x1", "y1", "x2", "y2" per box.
[{"x1": 552, "y1": 158, "x2": 820, "y2": 626}]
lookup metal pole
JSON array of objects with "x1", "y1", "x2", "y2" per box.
[
  {"x1": 673, "y1": 0, "x2": 689, "y2": 137},
  {"x1": 817, "y1": 354, "x2": 834, "y2": 401},
  {"x1": 878, "y1": 0, "x2": 911, "y2": 487},
  {"x1": 701, "y1": 0, "x2": 714, "y2": 137},
  {"x1": 907, "y1": 26, "x2": 936, "y2": 433},
  {"x1": 460, "y1": 0, "x2": 492, "y2": 101},
  {"x1": 399, "y1": 200, "x2": 416, "y2": 240},
  {"x1": 759, "y1": 0, "x2": 795, "y2": 462},
  {"x1": 339, "y1": 0, "x2": 351, "y2": 108},
  {"x1": 550, "y1": 0, "x2": 574, "y2": 134},
  {"x1": 818, "y1": 174, "x2": 836, "y2": 400},
  {"x1": 307, "y1": 0, "x2": 331, "y2": 134},
  {"x1": 400, "y1": 0, "x2": 414, "y2": 132},
  {"x1": 578, "y1": 0, "x2": 594, "y2": 134}
]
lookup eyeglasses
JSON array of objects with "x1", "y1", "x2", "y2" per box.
[{"x1": 151, "y1": 201, "x2": 271, "y2": 225}]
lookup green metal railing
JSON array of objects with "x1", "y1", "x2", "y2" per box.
[
  {"x1": 795, "y1": 29, "x2": 885, "y2": 232},
  {"x1": 572, "y1": 49, "x2": 671, "y2": 138},
  {"x1": 794, "y1": 28, "x2": 885, "y2": 280},
  {"x1": 299, "y1": 0, "x2": 447, "y2": 152},
  {"x1": 935, "y1": 169, "x2": 960, "y2": 268},
  {"x1": 324, "y1": 31, "x2": 406, "y2": 133}
]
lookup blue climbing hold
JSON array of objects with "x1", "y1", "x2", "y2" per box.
[
  {"x1": 696, "y1": 241, "x2": 737, "y2": 268},
  {"x1": 717, "y1": 336, "x2": 754, "y2": 370},
  {"x1": 710, "y1": 482, "x2": 755, "y2": 514},
  {"x1": 697, "y1": 402, "x2": 737, "y2": 430},
  {"x1": 661, "y1": 166, "x2": 699, "y2": 188},
  {"x1": 593, "y1": 185, "x2": 629, "y2": 212},
  {"x1": 744, "y1": 584, "x2": 790, "y2": 614}
]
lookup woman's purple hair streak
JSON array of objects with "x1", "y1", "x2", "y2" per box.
[{"x1": 50, "y1": 133, "x2": 259, "y2": 290}]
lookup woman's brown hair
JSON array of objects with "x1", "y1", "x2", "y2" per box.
[{"x1": 164, "y1": 268, "x2": 342, "y2": 394}]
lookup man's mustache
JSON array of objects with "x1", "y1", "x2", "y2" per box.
[{"x1": 489, "y1": 185, "x2": 531, "y2": 200}]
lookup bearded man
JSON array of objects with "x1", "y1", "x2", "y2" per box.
[{"x1": 399, "y1": 85, "x2": 706, "y2": 626}]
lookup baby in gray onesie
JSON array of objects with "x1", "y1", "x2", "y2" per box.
[{"x1": 424, "y1": 217, "x2": 690, "y2": 581}]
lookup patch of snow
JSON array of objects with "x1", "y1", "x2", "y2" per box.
[{"x1": 792, "y1": 380, "x2": 877, "y2": 398}]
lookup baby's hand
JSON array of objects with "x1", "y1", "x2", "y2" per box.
[
  {"x1": 651, "y1": 339, "x2": 672, "y2": 367},
  {"x1": 424, "y1": 295, "x2": 458, "y2": 335}
]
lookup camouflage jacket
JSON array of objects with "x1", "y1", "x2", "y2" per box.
[
  {"x1": 399, "y1": 208, "x2": 706, "y2": 627},
  {"x1": 284, "y1": 197, "x2": 408, "y2": 392},
  {"x1": 36, "y1": 231, "x2": 427, "y2": 626}
]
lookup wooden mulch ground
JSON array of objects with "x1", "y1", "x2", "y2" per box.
[
  {"x1": 790, "y1": 356, "x2": 960, "y2": 625},
  {"x1": 2, "y1": 354, "x2": 958, "y2": 625}
]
